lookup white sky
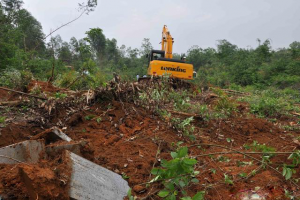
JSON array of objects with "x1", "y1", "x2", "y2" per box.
[{"x1": 23, "y1": 0, "x2": 300, "y2": 54}]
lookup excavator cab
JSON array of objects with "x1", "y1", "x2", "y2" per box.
[{"x1": 148, "y1": 50, "x2": 165, "y2": 61}]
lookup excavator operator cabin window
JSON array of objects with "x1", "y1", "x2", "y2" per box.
[{"x1": 152, "y1": 52, "x2": 163, "y2": 60}]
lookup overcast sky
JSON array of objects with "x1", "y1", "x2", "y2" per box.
[{"x1": 23, "y1": 0, "x2": 300, "y2": 54}]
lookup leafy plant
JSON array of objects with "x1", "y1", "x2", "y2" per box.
[
  {"x1": 171, "y1": 117, "x2": 195, "y2": 139},
  {"x1": 288, "y1": 150, "x2": 300, "y2": 166},
  {"x1": 84, "y1": 115, "x2": 96, "y2": 120},
  {"x1": 242, "y1": 90, "x2": 294, "y2": 117},
  {"x1": 96, "y1": 117, "x2": 102, "y2": 123},
  {"x1": 196, "y1": 104, "x2": 211, "y2": 121},
  {"x1": 0, "y1": 69, "x2": 33, "y2": 91},
  {"x1": 0, "y1": 116, "x2": 6, "y2": 124},
  {"x1": 213, "y1": 88, "x2": 237, "y2": 116},
  {"x1": 282, "y1": 165, "x2": 296, "y2": 180},
  {"x1": 226, "y1": 138, "x2": 233, "y2": 143},
  {"x1": 30, "y1": 85, "x2": 42, "y2": 95},
  {"x1": 150, "y1": 146, "x2": 205, "y2": 200},
  {"x1": 55, "y1": 92, "x2": 67, "y2": 99},
  {"x1": 127, "y1": 188, "x2": 137, "y2": 200},
  {"x1": 169, "y1": 90, "x2": 192, "y2": 112},
  {"x1": 239, "y1": 172, "x2": 247, "y2": 178},
  {"x1": 244, "y1": 141, "x2": 276, "y2": 156},
  {"x1": 210, "y1": 168, "x2": 216, "y2": 174},
  {"x1": 224, "y1": 174, "x2": 233, "y2": 185},
  {"x1": 122, "y1": 173, "x2": 130, "y2": 179},
  {"x1": 217, "y1": 156, "x2": 231, "y2": 163}
]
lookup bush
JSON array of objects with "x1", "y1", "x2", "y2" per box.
[
  {"x1": 54, "y1": 70, "x2": 106, "y2": 90},
  {"x1": 243, "y1": 90, "x2": 292, "y2": 117},
  {"x1": 213, "y1": 88, "x2": 237, "y2": 116},
  {"x1": 0, "y1": 68, "x2": 33, "y2": 91}
]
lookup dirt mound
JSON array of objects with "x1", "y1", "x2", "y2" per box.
[
  {"x1": 0, "y1": 89, "x2": 10, "y2": 101},
  {"x1": 28, "y1": 80, "x2": 60, "y2": 93},
  {"x1": 0, "y1": 123, "x2": 42, "y2": 148},
  {"x1": 0, "y1": 153, "x2": 71, "y2": 199},
  {"x1": 0, "y1": 88, "x2": 23, "y2": 101}
]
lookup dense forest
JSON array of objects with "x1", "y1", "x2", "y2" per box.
[{"x1": 1, "y1": 0, "x2": 300, "y2": 93}]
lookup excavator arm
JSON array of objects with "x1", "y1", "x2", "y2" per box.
[{"x1": 161, "y1": 25, "x2": 173, "y2": 59}]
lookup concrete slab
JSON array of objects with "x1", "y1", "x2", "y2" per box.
[
  {"x1": 67, "y1": 151, "x2": 130, "y2": 200},
  {"x1": 0, "y1": 140, "x2": 45, "y2": 164}
]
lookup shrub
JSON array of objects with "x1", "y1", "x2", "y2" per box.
[
  {"x1": 243, "y1": 90, "x2": 292, "y2": 117},
  {"x1": 0, "y1": 68, "x2": 33, "y2": 91},
  {"x1": 213, "y1": 88, "x2": 237, "y2": 116},
  {"x1": 151, "y1": 146, "x2": 205, "y2": 200}
]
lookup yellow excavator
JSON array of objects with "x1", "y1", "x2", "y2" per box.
[{"x1": 146, "y1": 25, "x2": 195, "y2": 80}]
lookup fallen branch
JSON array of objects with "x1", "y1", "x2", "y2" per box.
[
  {"x1": 0, "y1": 100, "x2": 24, "y2": 106},
  {"x1": 166, "y1": 109, "x2": 202, "y2": 119},
  {"x1": 222, "y1": 89, "x2": 249, "y2": 94},
  {"x1": 291, "y1": 112, "x2": 300, "y2": 116},
  {"x1": 194, "y1": 151, "x2": 295, "y2": 157},
  {"x1": 0, "y1": 87, "x2": 47, "y2": 100}
]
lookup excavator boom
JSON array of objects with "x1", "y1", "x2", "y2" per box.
[{"x1": 161, "y1": 25, "x2": 173, "y2": 59}]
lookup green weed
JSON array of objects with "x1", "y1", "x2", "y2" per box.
[
  {"x1": 0, "y1": 116, "x2": 6, "y2": 124},
  {"x1": 150, "y1": 146, "x2": 205, "y2": 200},
  {"x1": 55, "y1": 92, "x2": 67, "y2": 99},
  {"x1": 171, "y1": 117, "x2": 195, "y2": 139},
  {"x1": 84, "y1": 115, "x2": 96, "y2": 120}
]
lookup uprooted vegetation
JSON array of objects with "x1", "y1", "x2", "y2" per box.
[{"x1": 0, "y1": 77, "x2": 300, "y2": 200}]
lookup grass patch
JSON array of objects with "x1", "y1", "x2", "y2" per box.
[{"x1": 239, "y1": 89, "x2": 299, "y2": 118}]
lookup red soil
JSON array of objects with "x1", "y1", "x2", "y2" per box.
[
  {"x1": 28, "y1": 80, "x2": 60, "y2": 93},
  {"x1": 0, "y1": 82, "x2": 299, "y2": 200}
]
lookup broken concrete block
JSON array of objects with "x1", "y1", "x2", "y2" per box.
[
  {"x1": 67, "y1": 151, "x2": 130, "y2": 200},
  {"x1": 46, "y1": 140, "x2": 87, "y2": 156},
  {"x1": 0, "y1": 140, "x2": 45, "y2": 164},
  {"x1": 31, "y1": 127, "x2": 72, "y2": 144}
]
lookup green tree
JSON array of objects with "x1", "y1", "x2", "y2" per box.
[
  {"x1": 140, "y1": 38, "x2": 153, "y2": 57},
  {"x1": 85, "y1": 28, "x2": 106, "y2": 63}
]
